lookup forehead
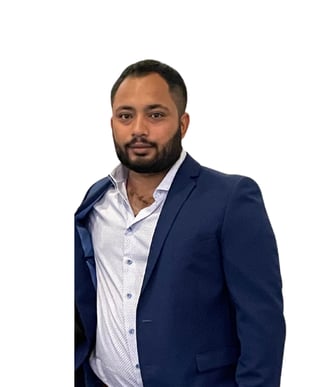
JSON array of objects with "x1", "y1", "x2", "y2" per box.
[{"x1": 113, "y1": 73, "x2": 174, "y2": 107}]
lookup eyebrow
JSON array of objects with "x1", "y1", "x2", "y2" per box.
[
  {"x1": 115, "y1": 105, "x2": 134, "y2": 112},
  {"x1": 146, "y1": 104, "x2": 169, "y2": 112},
  {"x1": 114, "y1": 104, "x2": 170, "y2": 113}
]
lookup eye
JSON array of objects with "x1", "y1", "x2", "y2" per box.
[
  {"x1": 118, "y1": 112, "x2": 132, "y2": 120},
  {"x1": 150, "y1": 112, "x2": 164, "y2": 119}
]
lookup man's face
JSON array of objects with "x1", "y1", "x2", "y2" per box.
[{"x1": 111, "y1": 73, "x2": 189, "y2": 173}]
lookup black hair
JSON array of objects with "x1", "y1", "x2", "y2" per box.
[{"x1": 110, "y1": 59, "x2": 187, "y2": 116}]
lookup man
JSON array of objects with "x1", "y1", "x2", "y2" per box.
[{"x1": 75, "y1": 59, "x2": 285, "y2": 387}]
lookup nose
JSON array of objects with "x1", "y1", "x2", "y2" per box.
[{"x1": 132, "y1": 115, "x2": 148, "y2": 137}]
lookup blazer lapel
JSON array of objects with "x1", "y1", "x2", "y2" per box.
[
  {"x1": 75, "y1": 177, "x2": 112, "y2": 221},
  {"x1": 75, "y1": 177, "x2": 113, "y2": 286},
  {"x1": 141, "y1": 155, "x2": 201, "y2": 293}
]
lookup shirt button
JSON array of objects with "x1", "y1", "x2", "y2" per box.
[
  {"x1": 135, "y1": 364, "x2": 140, "y2": 369},
  {"x1": 127, "y1": 259, "x2": 133, "y2": 265},
  {"x1": 129, "y1": 328, "x2": 135, "y2": 335},
  {"x1": 127, "y1": 293, "x2": 132, "y2": 299}
]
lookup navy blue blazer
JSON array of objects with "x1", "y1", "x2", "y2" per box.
[{"x1": 75, "y1": 154, "x2": 285, "y2": 387}]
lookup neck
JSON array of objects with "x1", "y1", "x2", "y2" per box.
[
  {"x1": 126, "y1": 170, "x2": 168, "y2": 216},
  {"x1": 127, "y1": 169, "x2": 168, "y2": 194}
]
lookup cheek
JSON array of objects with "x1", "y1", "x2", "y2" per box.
[
  {"x1": 154, "y1": 126, "x2": 177, "y2": 143},
  {"x1": 112, "y1": 127, "x2": 129, "y2": 143}
]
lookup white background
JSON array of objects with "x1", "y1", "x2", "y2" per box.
[{"x1": 1, "y1": 1, "x2": 327, "y2": 385}]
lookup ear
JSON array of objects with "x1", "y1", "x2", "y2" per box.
[{"x1": 180, "y1": 112, "x2": 190, "y2": 139}]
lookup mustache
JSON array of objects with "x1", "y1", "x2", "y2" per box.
[{"x1": 126, "y1": 136, "x2": 156, "y2": 147}]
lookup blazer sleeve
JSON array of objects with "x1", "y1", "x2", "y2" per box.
[{"x1": 221, "y1": 177, "x2": 286, "y2": 387}]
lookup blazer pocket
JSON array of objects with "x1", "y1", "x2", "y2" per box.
[{"x1": 196, "y1": 347, "x2": 239, "y2": 373}]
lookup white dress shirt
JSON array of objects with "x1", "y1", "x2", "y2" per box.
[{"x1": 88, "y1": 151, "x2": 186, "y2": 387}]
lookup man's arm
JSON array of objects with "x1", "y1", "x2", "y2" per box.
[{"x1": 221, "y1": 177, "x2": 286, "y2": 386}]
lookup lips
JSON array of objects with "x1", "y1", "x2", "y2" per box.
[{"x1": 128, "y1": 142, "x2": 153, "y2": 149}]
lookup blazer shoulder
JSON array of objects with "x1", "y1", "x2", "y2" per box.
[
  {"x1": 183, "y1": 154, "x2": 261, "y2": 195},
  {"x1": 199, "y1": 165, "x2": 253, "y2": 190},
  {"x1": 184, "y1": 154, "x2": 245, "y2": 183},
  {"x1": 203, "y1": 168, "x2": 266, "y2": 205}
]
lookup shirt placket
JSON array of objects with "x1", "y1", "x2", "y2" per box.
[{"x1": 122, "y1": 218, "x2": 143, "y2": 385}]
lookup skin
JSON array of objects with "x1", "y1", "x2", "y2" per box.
[{"x1": 111, "y1": 73, "x2": 190, "y2": 215}]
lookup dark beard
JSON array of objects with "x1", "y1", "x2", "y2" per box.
[{"x1": 114, "y1": 128, "x2": 182, "y2": 174}]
